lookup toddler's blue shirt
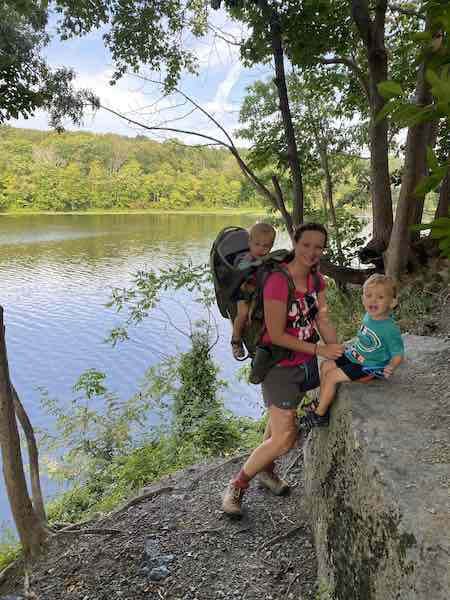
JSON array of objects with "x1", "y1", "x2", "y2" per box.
[{"x1": 345, "y1": 313, "x2": 404, "y2": 367}]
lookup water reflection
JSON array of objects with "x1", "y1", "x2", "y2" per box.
[{"x1": 0, "y1": 213, "x2": 265, "y2": 524}]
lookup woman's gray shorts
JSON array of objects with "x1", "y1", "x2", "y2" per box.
[{"x1": 261, "y1": 364, "x2": 307, "y2": 410}]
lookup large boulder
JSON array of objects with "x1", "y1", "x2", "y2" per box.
[{"x1": 304, "y1": 335, "x2": 450, "y2": 600}]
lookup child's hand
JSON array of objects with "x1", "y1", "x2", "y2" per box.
[{"x1": 383, "y1": 365, "x2": 394, "y2": 378}]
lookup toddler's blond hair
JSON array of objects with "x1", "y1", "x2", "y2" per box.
[
  {"x1": 249, "y1": 222, "x2": 276, "y2": 241},
  {"x1": 363, "y1": 274, "x2": 398, "y2": 299}
]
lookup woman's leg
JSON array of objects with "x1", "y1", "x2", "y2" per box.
[
  {"x1": 222, "y1": 405, "x2": 297, "y2": 514},
  {"x1": 242, "y1": 404, "x2": 297, "y2": 477}
]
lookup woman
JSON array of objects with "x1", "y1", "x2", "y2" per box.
[{"x1": 222, "y1": 223, "x2": 343, "y2": 515}]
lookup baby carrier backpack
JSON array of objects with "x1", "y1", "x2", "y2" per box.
[{"x1": 210, "y1": 226, "x2": 294, "y2": 358}]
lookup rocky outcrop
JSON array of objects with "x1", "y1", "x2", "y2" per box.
[{"x1": 304, "y1": 335, "x2": 450, "y2": 600}]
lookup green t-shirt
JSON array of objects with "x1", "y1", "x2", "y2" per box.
[{"x1": 345, "y1": 313, "x2": 404, "y2": 368}]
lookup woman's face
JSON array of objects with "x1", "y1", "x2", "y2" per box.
[{"x1": 295, "y1": 230, "x2": 326, "y2": 269}]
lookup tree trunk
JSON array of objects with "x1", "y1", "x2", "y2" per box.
[
  {"x1": 0, "y1": 307, "x2": 47, "y2": 559},
  {"x1": 318, "y1": 147, "x2": 345, "y2": 265},
  {"x1": 11, "y1": 385, "x2": 47, "y2": 524},
  {"x1": 409, "y1": 119, "x2": 439, "y2": 240},
  {"x1": 435, "y1": 169, "x2": 450, "y2": 219},
  {"x1": 386, "y1": 64, "x2": 433, "y2": 278},
  {"x1": 320, "y1": 187, "x2": 329, "y2": 221},
  {"x1": 320, "y1": 259, "x2": 375, "y2": 284},
  {"x1": 266, "y1": 4, "x2": 304, "y2": 226},
  {"x1": 352, "y1": 0, "x2": 393, "y2": 250}
]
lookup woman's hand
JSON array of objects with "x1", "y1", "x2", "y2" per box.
[{"x1": 317, "y1": 343, "x2": 344, "y2": 360}]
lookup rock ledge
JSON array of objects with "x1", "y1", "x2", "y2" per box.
[{"x1": 304, "y1": 335, "x2": 450, "y2": 600}]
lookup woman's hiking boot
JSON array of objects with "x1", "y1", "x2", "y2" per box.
[
  {"x1": 222, "y1": 480, "x2": 246, "y2": 516},
  {"x1": 257, "y1": 470, "x2": 290, "y2": 496}
]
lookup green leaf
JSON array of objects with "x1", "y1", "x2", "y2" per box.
[
  {"x1": 378, "y1": 81, "x2": 403, "y2": 100},
  {"x1": 426, "y1": 146, "x2": 440, "y2": 170},
  {"x1": 392, "y1": 103, "x2": 428, "y2": 127},
  {"x1": 426, "y1": 68, "x2": 450, "y2": 103},
  {"x1": 410, "y1": 222, "x2": 432, "y2": 232},
  {"x1": 414, "y1": 171, "x2": 446, "y2": 197},
  {"x1": 411, "y1": 31, "x2": 433, "y2": 42},
  {"x1": 375, "y1": 99, "x2": 397, "y2": 123}
]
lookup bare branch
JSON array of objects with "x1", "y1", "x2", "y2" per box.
[
  {"x1": 320, "y1": 258, "x2": 375, "y2": 284},
  {"x1": 152, "y1": 106, "x2": 198, "y2": 127},
  {"x1": 271, "y1": 175, "x2": 294, "y2": 239},
  {"x1": 99, "y1": 104, "x2": 230, "y2": 148},
  {"x1": 208, "y1": 24, "x2": 242, "y2": 47},
  {"x1": 132, "y1": 74, "x2": 238, "y2": 151},
  {"x1": 319, "y1": 57, "x2": 370, "y2": 97}
]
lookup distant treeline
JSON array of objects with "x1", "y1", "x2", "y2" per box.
[{"x1": 0, "y1": 126, "x2": 260, "y2": 211}]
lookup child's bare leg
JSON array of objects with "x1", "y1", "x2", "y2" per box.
[
  {"x1": 232, "y1": 300, "x2": 249, "y2": 341},
  {"x1": 320, "y1": 359, "x2": 337, "y2": 378},
  {"x1": 316, "y1": 367, "x2": 350, "y2": 416}
]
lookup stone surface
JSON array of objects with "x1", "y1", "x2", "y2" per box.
[{"x1": 304, "y1": 335, "x2": 450, "y2": 600}]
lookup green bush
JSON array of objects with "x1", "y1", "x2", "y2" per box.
[
  {"x1": 0, "y1": 528, "x2": 21, "y2": 571},
  {"x1": 41, "y1": 323, "x2": 264, "y2": 525},
  {"x1": 326, "y1": 280, "x2": 363, "y2": 342}
]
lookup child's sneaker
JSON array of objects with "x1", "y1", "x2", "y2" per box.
[
  {"x1": 231, "y1": 338, "x2": 245, "y2": 360},
  {"x1": 222, "y1": 480, "x2": 246, "y2": 515},
  {"x1": 299, "y1": 410, "x2": 330, "y2": 432},
  {"x1": 257, "y1": 470, "x2": 290, "y2": 495}
]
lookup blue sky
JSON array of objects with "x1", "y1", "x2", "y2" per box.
[{"x1": 12, "y1": 10, "x2": 273, "y2": 145}]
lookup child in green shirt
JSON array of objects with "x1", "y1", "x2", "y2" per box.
[{"x1": 301, "y1": 274, "x2": 405, "y2": 429}]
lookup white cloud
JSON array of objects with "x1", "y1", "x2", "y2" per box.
[
  {"x1": 205, "y1": 61, "x2": 243, "y2": 114},
  {"x1": 11, "y1": 12, "x2": 256, "y2": 145}
]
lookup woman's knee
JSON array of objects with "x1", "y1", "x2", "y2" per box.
[{"x1": 272, "y1": 429, "x2": 297, "y2": 456}]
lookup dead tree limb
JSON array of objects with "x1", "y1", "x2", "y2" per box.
[{"x1": 11, "y1": 385, "x2": 46, "y2": 524}]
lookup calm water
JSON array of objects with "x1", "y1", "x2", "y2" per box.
[{"x1": 0, "y1": 213, "x2": 271, "y2": 526}]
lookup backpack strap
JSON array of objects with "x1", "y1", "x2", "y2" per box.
[
  {"x1": 251, "y1": 263, "x2": 295, "y2": 348},
  {"x1": 310, "y1": 269, "x2": 322, "y2": 295}
]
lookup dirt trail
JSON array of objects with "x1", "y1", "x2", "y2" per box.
[{"x1": 0, "y1": 449, "x2": 318, "y2": 600}]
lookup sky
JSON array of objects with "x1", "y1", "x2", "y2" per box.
[{"x1": 12, "y1": 9, "x2": 273, "y2": 145}]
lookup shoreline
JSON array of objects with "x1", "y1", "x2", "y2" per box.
[{"x1": 0, "y1": 207, "x2": 266, "y2": 217}]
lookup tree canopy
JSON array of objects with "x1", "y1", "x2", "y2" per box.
[{"x1": 0, "y1": 0, "x2": 90, "y2": 129}]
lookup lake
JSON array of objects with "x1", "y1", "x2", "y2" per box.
[{"x1": 0, "y1": 212, "x2": 274, "y2": 527}]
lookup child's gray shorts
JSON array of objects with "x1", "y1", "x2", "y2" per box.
[{"x1": 261, "y1": 364, "x2": 307, "y2": 410}]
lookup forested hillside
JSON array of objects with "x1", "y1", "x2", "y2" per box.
[{"x1": 0, "y1": 126, "x2": 259, "y2": 211}]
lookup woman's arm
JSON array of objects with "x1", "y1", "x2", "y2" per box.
[
  {"x1": 264, "y1": 297, "x2": 343, "y2": 360},
  {"x1": 315, "y1": 289, "x2": 338, "y2": 344}
]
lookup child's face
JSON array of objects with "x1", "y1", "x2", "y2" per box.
[
  {"x1": 362, "y1": 284, "x2": 394, "y2": 319},
  {"x1": 249, "y1": 233, "x2": 274, "y2": 258}
]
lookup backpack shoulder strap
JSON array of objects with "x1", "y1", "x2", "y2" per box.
[
  {"x1": 311, "y1": 270, "x2": 322, "y2": 295},
  {"x1": 270, "y1": 263, "x2": 296, "y2": 307}
]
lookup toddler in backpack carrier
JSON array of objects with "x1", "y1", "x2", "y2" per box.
[{"x1": 230, "y1": 223, "x2": 276, "y2": 360}]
